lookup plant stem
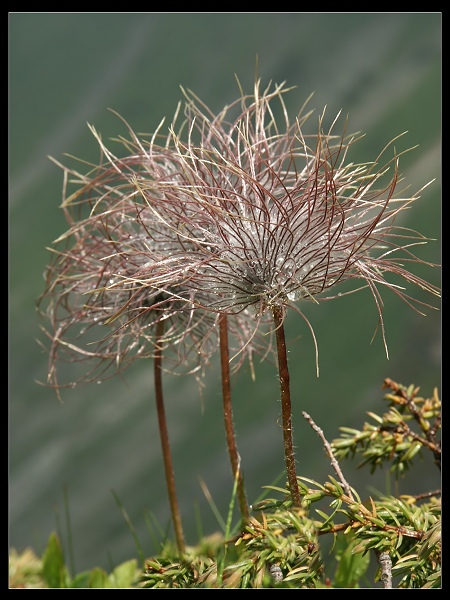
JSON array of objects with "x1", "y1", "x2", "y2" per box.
[
  {"x1": 219, "y1": 314, "x2": 250, "y2": 527},
  {"x1": 378, "y1": 552, "x2": 393, "y2": 589},
  {"x1": 272, "y1": 306, "x2": 302, "y2": 507},
  {"x1": 154, "y1": 320, "x2": 186, "y2": 554}
]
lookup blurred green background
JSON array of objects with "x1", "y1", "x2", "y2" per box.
[{"x1": 9, "y1": 13, "x2": 441, "y2": 574}]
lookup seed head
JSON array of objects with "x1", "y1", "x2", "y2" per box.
[
  {"x1": 39, "y1": 78, "x2": 439, "y2": 392},
  {"x1": 38, "y1": 153, "x2": 267, "y2": 395},
  {"x1": 135, "y1": 79, "x2": 439, "y2": 362}
]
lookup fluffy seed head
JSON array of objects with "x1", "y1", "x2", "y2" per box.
[
  {"x1": 39, "y1": 78, "x2": 439, "y2": 392},
  {"x1": 133, "y1": 79, "x2": 439, "y2": 361}
]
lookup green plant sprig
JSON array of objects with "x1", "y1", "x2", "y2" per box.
[{"x1": 331, "y1": 378, "x2": 441, "y2": 474}]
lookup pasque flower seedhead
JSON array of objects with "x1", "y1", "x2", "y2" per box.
[
  {"x1": 137, "y1": 79, "x2": 439, "y2": 361},
  {"x1": 39, "y1": 78, "x2": 439, "y2": 391},
  {"x1": 38, "y1": 153, "x2": 268, "y2": 393}
]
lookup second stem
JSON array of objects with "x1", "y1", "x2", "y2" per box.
[{"x1": 272, "y1": 306, "x2": 302, "y2": 507}]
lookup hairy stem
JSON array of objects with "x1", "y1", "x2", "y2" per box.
[
  {"x1": 154, "y1": 320, "x2": 185, "y2": 554},
  {"x1": 219, "y1": 314, "x2": 250, "y2": 527},
  {"x1": 272, "y1": 306, "x2": 302, "y2": 506}
]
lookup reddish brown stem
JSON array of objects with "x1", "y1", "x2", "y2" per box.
[
  {"x1": 154, "y1": 320, "x2": 186, "y2": 553},
  {"x1": 272, "y1": 306, "x2": 302, "y2": 506},
  {"x1": 219, "y1": 314, "x2": 250, "y2": 527}
]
